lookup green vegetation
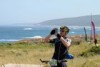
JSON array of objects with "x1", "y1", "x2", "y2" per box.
[
  {"x1": 0, "y1": 40, "x2": 100, "y2": 67},
  {"x1": 80, "y1": 46, "x2": 100, "y2": 57},
  {"x1": 0, "y1": 42, "x2": 54, "y2": 65}
]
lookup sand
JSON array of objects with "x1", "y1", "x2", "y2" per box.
[{"x1": 1, "y1": 64, "x2": 44, "y2": 67}]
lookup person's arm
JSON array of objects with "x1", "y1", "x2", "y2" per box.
[
  {"x1": 44, "y1": 34, "x2": 52, "y2": 42},
  {"x1": 57, "y1": 34, "x2": 71, "y2": 48},
  {"x1": 60, "y1": 37, "x2": 71, "y2": 48},
  {"x1": 44, "y1": 28, "x2": 58, "y2": 43}
]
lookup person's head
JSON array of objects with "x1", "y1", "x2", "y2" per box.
[{"x1": 60, "y1": 26, "x2": 69, "y2": 37}]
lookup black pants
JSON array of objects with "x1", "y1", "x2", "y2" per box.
[{"x1": 51, "y1": 62, "x2": 67, "y2": 67}]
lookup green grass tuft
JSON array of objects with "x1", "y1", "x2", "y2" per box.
[{"x1": 80, "y1": 45, "x2": 100, "y2": 57}]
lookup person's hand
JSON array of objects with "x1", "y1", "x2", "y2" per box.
[
  {"x1": 50, "y1": 28, "x2": 58, "y2": 35},
  {"x1": 57, "y1": 34, "x2": 61, "y2": 39}
]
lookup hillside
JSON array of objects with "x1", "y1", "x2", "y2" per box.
[{"x1": 39, "y1": 15, "x2": 100, "y2": 26}]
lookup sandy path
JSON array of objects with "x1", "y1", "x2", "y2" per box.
[{"x1": 1, "y1": 64, "x2": 44, "y2": 67}]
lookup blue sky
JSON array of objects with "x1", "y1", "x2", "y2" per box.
[{"x1": 0, "y1": 0, "x2": 100, "y2": 26}]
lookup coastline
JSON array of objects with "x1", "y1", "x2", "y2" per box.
[{"x1": 0, "y1": 34, "x2": 100, "y2": 44}]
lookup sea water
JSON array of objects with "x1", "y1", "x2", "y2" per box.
[{"x1": 0, "y1": 26, "x2": 100, "y2": 42}]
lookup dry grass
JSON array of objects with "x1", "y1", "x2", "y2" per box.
[
  {"x1": 67, "y1": 55, "x2": 100, "y2": 67},
  {"x1": 0, "y1": 39, "x2": 100, "y2": 67},
  {"x1": 0, "y1": 42, "x2": 53, "y2": 66}
]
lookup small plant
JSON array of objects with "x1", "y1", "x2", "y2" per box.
[{"x1": 80, "y1": 46, "x2": 100, "y2": 57}]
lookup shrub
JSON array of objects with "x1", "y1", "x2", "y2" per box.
[{"x1": 80, "y1": 46, "x2": 100, "y2": 57}]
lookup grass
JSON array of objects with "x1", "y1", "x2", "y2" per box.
[
  {"x1": 80, "y1": 46, "x2": 100, "y2": 57},
  {"x1": 0, "y1": 42, "x2": 53, "y2": 65},
  {"x1": 0, "y1": 40, "x2": 100, "y2": 67},
  {"x1": 67, "y1": 55, "x2": 100, "y2": 67}
]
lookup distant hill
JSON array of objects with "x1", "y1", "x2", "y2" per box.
[{"x1": 39, "y1": 15, "x2": 100, "y2": 26}]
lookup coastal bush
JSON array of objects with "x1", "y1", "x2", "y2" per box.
[{"x1": 80, "y1": 46, "x2": 100, "y2": 57}]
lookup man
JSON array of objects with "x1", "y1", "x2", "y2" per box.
[{"x1": 45, "y1": 26, "x2": 71, "y2": 67}]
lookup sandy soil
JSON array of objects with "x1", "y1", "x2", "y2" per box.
[{"x1": 1, "y1": 64, "x2": 44, "y2": 67}]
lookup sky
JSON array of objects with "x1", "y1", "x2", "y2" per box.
[{"x1": 0, "y1": 0, "x2": 100, "y2": 26}]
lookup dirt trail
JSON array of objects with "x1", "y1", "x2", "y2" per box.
[{"x1": 1, "y1": 64, "x2": 44, "y2": 67}]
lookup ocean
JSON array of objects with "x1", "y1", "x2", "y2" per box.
[{"x1": 0, "y1": 25, "x2": 100, "y2": 42}]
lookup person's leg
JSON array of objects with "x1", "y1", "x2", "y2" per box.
[
  {"x1": 62, "y1": 62, "x2": 67, "y2": 67},
  {"x1": 57, "y1": 62, "x2": 67, "y2": 67}
]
